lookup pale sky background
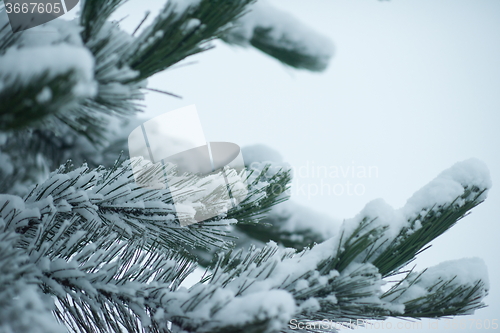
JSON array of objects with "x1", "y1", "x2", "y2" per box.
[{"x1": 105, "y1": 1, "x2": 500, "y2": 331}]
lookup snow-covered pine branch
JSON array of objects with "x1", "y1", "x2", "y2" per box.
[
  {"x1": 223, "y1": 0, "x2": 334, "y2": 72},
  {"x1": 163, "y1": 159, "x2": 491, "y2": 332},
  {"x1": 236, "y1": 154, "x2": 492, "y2": 280},
  {"x1": 0, "y1": 158, "x2": 291, "y2": 333},
  {"x1": 382, "y1": 257, "x2": 488, "y2": 318}
]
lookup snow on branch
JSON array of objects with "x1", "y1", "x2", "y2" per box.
[
  {"x1": 383, "y1": 258, "x2": 489, "y2": 317},
  {"x1": 224, "y1": 0, "x2": 334, "y2": 71},
  {"x1": 157, "y1": 241, "x2": 390, "y2": 332},
  {"x1": 167, "y1": 157, "x2": 492, "y2": 330},
  {"x1": 0, "y1": 12, "x2": 97, "y2": 131},
  {"x1": 321, "y1": 158, "x2": 491, "y2": 277}
]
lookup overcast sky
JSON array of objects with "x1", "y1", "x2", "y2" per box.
[{"x1": 104, "y1": 1, "x2": 500, "y2": 331}]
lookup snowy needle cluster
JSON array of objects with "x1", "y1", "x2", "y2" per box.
[{"x1": 0, "y1": 1, "x2": 491, "y2": 333}]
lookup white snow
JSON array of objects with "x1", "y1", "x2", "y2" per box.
[
  {"x1": 211, "y1": 290, "x2": 296, "y2": 332},
  {"x1": 0, "y1": 286, "x2": 66, "y2": 333},
  {"x1": 404, "y1": 158, "x2": 491, "y2": 216},
  {"x1": 241, "y1": 145, "x2": 290, "y2": 210},
  {"x1": 426, "y1": 257, "x2": 489, "y2": 288},
  {"x1": 36, "y1": 87, "x2": 53, "y2": 104},
  {"x1": 0, "y1": 15, "x2": 96, "y2": 99},
  {"x1": 324, "y1": 294, "x2": 338, "y2": 304},
  {"x1": 299, "y1": 297, "x2": 321, "y2": 313},
  {"x1": 0, "y1": 45, "x2": 96, "y2": 98},
  {"x1": 270, "y1": 200, "x2": 342, "y2": 239},
  {"x1": 349, "y1": 198, "x2": 407, "y2": 242},
  {"x1": 16, "y1": 18, "x2": 84, "y2": 48},
  {"x1": 0, "y1": 151, "x2": 14, "y2": 175},
  {"x1": 182, "y1": 18, "x2": 201, "y2": 33},
  {"x1": 295, "y1": 279, "x2": 310, "y2": 291},
  {"x1": 170, "y1": 0, "x2": 200, "y2": 14}
]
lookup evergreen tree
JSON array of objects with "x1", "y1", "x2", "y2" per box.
[{"x1": 0, "y1": 1, "x2": 491, "y2": 332}]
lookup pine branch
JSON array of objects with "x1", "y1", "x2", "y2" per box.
[
  {"x1": 0, "y1": 158, "x2": 296, "y2": 333},
  {"x1": 123, "y1": 0, "x2": 256, "y2": 81},
  {"x1": 183, "y1": 160, "x2": 491, "y2": 331},
  {"x1": 223, "y1": 1, "x2": 334, "y2": 72}
]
